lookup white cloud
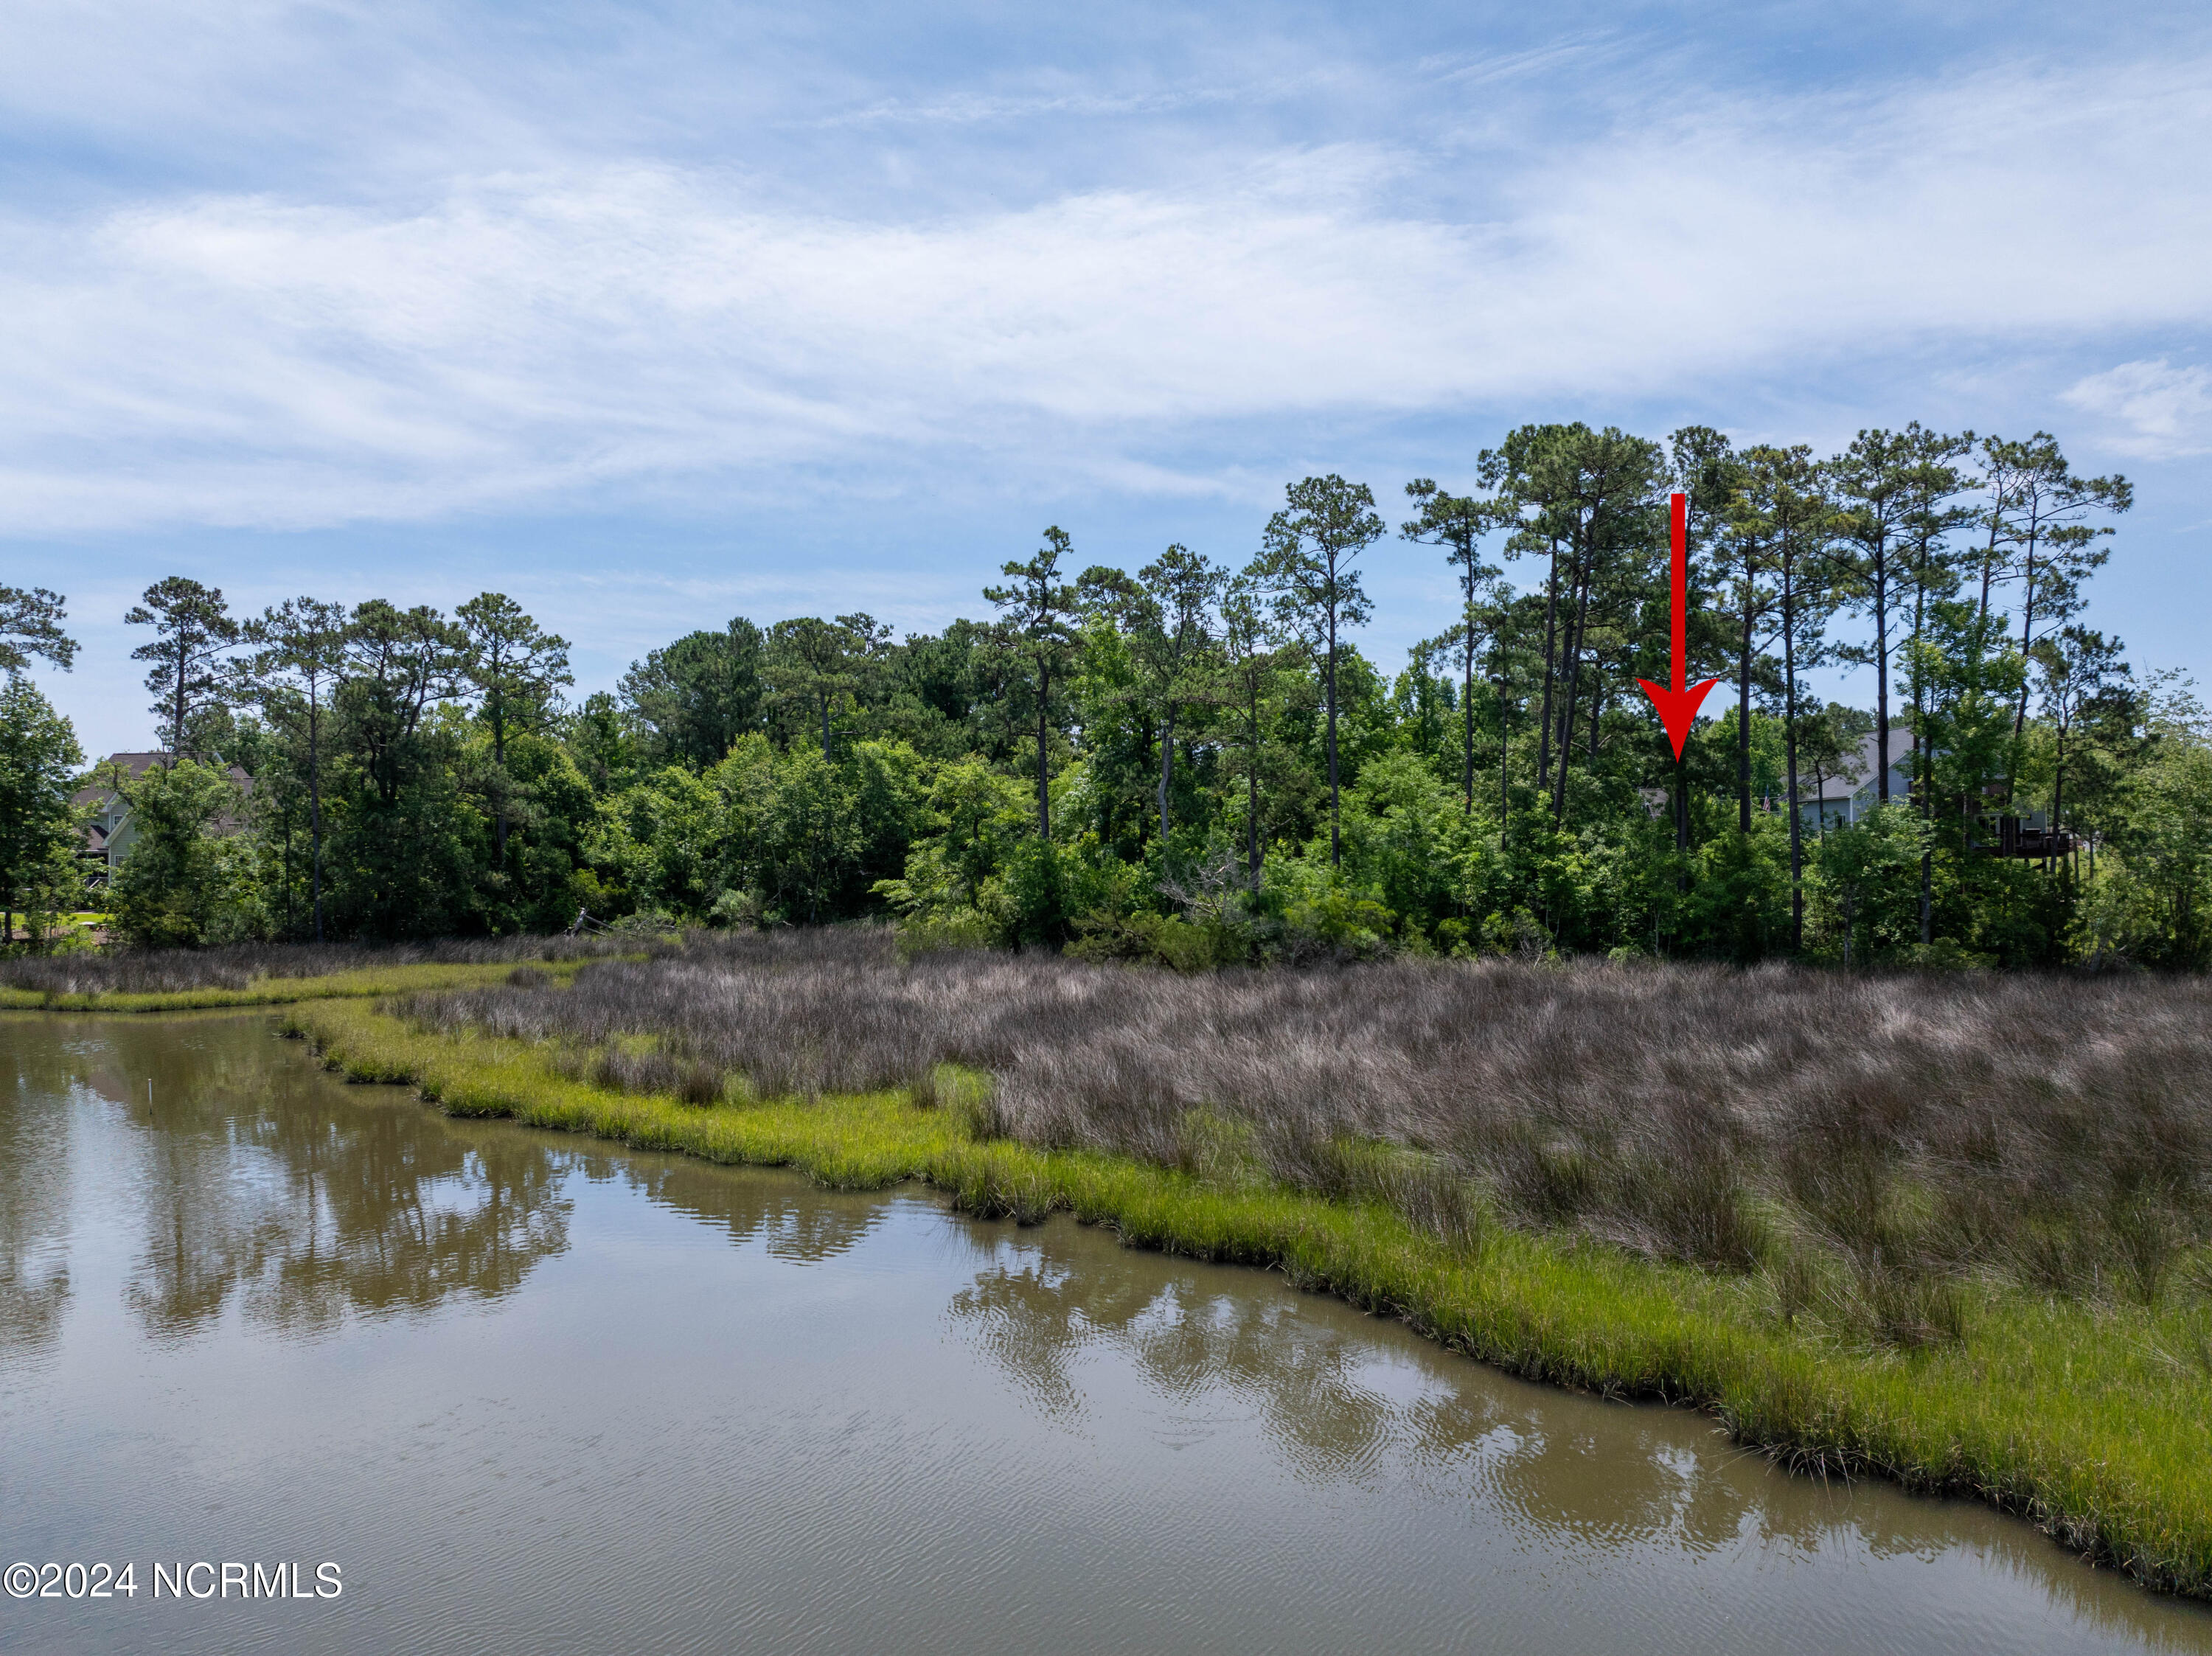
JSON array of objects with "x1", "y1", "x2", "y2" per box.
[
  {"x1": 1, "y1": 49, "x2": 2211, "y2": 531},
  {"x1": 2061, "y1": 358, "x2": 2212, "y2": 458}
]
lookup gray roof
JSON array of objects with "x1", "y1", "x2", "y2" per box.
[
  {"x1": 73, "y1": 752, "x2": 253, "y2": 805},
  {"x1": 1796, "y1": 727, "x2": 1914, "y2": 805}
]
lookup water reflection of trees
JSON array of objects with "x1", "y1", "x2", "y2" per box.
[
  {"x1": 942, "y1": 1223, "x2": 2197, "y2": 1644},
  {"x1": 66, "y1": 1018, "x2": 570, "y2": 1340},
  {"x1": 948, "y1": 1248, "x2": 1403, "y2": 1481},
  {"x1": 604, "y1": 1158, "x2": 884, "y2": 1264},
  {"x1": 7, "y1": 1015, "x2": 891, "y2": 1356},
  {"x1": 945, "y1": 1234, "x2": 1770, "y2": 1534},
  {"x1": 0, "y1": 1019, "x2": 76, "y2": 1361}
]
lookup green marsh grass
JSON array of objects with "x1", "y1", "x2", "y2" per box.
[{"x1": 291, "y1": 994, "x2": 2212, "y2": 1602}]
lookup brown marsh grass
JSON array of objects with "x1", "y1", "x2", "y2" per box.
[
  {"x1": 0, "y1": 933, "x2": 639, "y2": 998},
  {"x1": 399, "y1": 926, "x2": 2212, "y2": 1334}
]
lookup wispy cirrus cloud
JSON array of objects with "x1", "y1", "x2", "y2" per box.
[
  {"x1": 1, "y1": 46, "x2": 2208, "y2": 533},
  {"x1": 2062, "y1": 359, "x2": 2212, "y2": 459},
  {"x1": 10, "y1": 4, "x2": 2212, "y2": 760},
  {"x1": 807, "y1": 83, "x2": 1256, "y2": 128}
]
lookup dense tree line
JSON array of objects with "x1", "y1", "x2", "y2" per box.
[{"x1": 3, "y1": 420, "x2": 2207, "y2": 967}]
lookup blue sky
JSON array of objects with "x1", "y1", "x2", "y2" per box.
[{"x1": 5, "y1": 1, "x2": 2209, "y2": 757}]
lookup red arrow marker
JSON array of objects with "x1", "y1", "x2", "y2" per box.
[{"x1": 1635, "y1": 492, "x2": 1719, "y2": 760}]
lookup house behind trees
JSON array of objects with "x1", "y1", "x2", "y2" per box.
[
  {"x1": 72, "y1": 753, "x2": 252, "y2": 881},
  {"x1": 1795, "y1": 728, "x2": 1915, "y2": 832}
]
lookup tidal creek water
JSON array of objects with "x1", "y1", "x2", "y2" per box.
[{"x1": 3, "y1": 1012, "x2": 2207, "y2": 1655}]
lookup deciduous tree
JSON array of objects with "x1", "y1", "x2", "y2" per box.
[{"x1": 0, "y1": 678, "x2": 84, "y2": 945}]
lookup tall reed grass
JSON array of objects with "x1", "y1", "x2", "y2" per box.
[{"x1": 397, "y1": 927, "x2": 2212, "y2": 1337}]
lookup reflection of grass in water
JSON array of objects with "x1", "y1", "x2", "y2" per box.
[{"x1": 290, "y1": 997, "x2": 2212, "y2": 1605}]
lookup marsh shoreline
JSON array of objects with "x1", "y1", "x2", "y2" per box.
[{"x1": 279, "y1": 987, "x2": 2212, "y2": 1604}]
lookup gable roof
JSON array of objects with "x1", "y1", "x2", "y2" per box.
[
  {"x1": 71, "y1": 754, "x2": 256, "y2": 851},
  {"x1": 72, "y1": 752, "x2": 254, "y2": 805},
  {"x1": 1795, "y1": 726, "x2": 1914, "y2": 806}
]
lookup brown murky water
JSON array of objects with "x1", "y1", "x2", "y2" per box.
[{"x1": 3, "y1": 1012, "x2": 2208, "y2": 1655}]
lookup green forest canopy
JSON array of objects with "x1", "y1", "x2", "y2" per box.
[{"x1": 4, "y1": 420, "x2": 2208, "y2": 969}]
